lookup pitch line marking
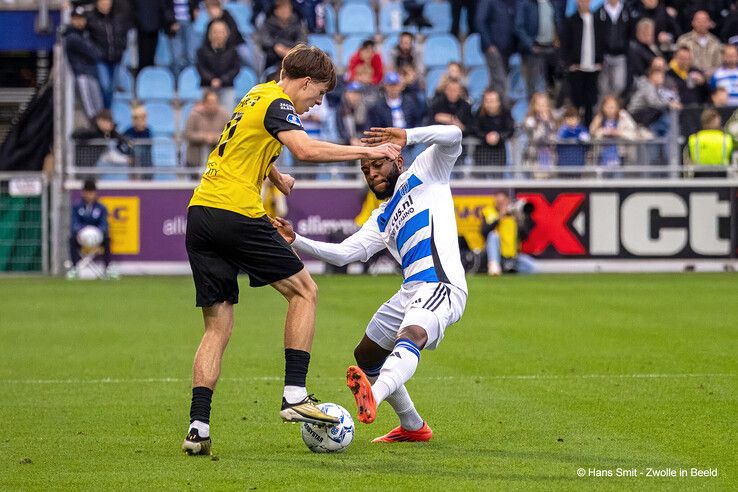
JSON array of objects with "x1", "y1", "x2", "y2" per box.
[{"x1": 2, "y1": 373, "x2": 735, "y2": 385}]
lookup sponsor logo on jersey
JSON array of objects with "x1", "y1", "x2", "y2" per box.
[
  {"x1": 286, "y1": 113, "x2": 302, "y2": 126},
  {"x1": 280, "y1": 102, "x2": 296, "y2": 112}
]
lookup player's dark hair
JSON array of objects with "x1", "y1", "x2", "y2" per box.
[
  {"x1": 281, "y1": 44, "x2": 337, "y2": 91},
  {"x1": 83, "y1": 178, "x2": 97, "y2": 191}
]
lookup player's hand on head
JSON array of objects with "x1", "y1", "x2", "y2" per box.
[
  {"x1": 271, "y1": 217, "x2": 296, "y2": 244},
  {"x1": 365, "y1": 142, "x2": 401, "y2": 161},
  {"x1": 361, "y1": 127, "x2": 407, "y2": 148}
]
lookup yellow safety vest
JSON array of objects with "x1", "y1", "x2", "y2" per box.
[{"x1": 688, "y1": 130, "x2": 733, "y2": 166}]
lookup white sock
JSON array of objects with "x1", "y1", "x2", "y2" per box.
[
  {"x1": 372, "y1": 339, "x2": 420, "y2": 406},
  {"x1": 364, "y1": 369, "x2": 423, "y2": 431},
  {"x1": 189, "y1": 419, "x2": 210, "y2": 438},
  {"x1": 283, "y1": 385, "x2": 307, "y2": 404}
]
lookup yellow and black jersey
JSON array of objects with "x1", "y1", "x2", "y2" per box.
[{"x1": 189, "y1": 81, "x2": 305, "y2": 218}]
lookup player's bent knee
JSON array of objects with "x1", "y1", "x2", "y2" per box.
[{"x1": 396, "y1": 325, "x2": 428, "y2": 349}]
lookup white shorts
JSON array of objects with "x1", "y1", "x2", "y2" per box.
[{"x1": 365, "y1": 282, "x2": 467, "y2": 351}]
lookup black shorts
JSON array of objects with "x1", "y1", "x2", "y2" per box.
[{"x1": 185, "y1": 206, "x2": 304, "y2": 307}]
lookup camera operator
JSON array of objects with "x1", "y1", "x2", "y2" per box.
[{"x1": 481, "y1": 191, "x2": 537, "y2": 276}]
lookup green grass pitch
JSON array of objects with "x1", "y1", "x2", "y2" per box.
[{"x1": 1, "y1": 273, "x2": 736, "y2": 490}]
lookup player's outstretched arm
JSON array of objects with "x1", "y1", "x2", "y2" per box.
[
  {"x1": 267, "y1": 166, "x2": 295, "y2": 196},
  {"x1": 271, "y1": 217, "x2": 384, "y2": 267},
  {"x1": 277, "y1": 129, "x2": 402, "y2": 163},
  {"x1": 364, "y1": 125, "x2": 462, "y2": 154}
]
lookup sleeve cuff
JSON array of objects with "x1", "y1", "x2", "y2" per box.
[{"x1": 405, "y1": 127, "x2": 420, "y2": 146}]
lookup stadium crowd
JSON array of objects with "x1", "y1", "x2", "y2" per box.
[{"x1": 63, "y1": 0, "x2": 738, "y2": 177}]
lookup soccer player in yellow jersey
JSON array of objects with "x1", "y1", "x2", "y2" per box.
[{"x1": 182, "y1": 45, "x2": 401, "y2": 455}]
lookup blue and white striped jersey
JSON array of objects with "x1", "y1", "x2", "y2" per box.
[
  {"x1": 710, "y1": 67, "x2": 738, "y2": 106},
  {"x1": 293, "y1": 125, "x2": 468, "y2": 295}
]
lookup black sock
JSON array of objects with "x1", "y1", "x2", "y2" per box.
[
  {"x1": 190, "y1": 386, "x2": 213, "y2": 424},
  {"x1": 284, "y1": 348, "x2": 311, "y2": 387}
]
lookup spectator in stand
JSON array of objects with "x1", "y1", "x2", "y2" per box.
[
  {"x1": 205, "y1": 0, "x2": 263, "y2": 73},
  {"x1": 292, "y1": 0, "x2": 327, "y2": 34},
  {"x1": 710, "y1": 45, "x2": 738, "y2": 106},
  {"x1": 514, "y1": 0, "x2": 564, "y2": 97},
  {"x1": 64, "y1": 6, "x2": 104, "y2": 121},
  {"x1": 399, "y1": 65, "x2": 423, "y2": 104},
  {"x1": 628, "y1": 67, "x2": 681, "y2": 140},
  {"x1": 130, "y1": 0, "x2": 176, "y2": 70},
  {"x1": 68, "y1": 179, "x2": 112, "y2": 279},
  {"x1": 685, "y1": 108, "x2": 733, "y2": 174},
  {"x1": 196, "y1": 20, "x2": 240, "y2": 111},
  {"x1": 403, "y1": 1, "x2": 432, "y2": 29},
  {"x1": 556, "y1": 106, "x2": 591, "y2": 172},
  {"x1": 433, "y1": 61, "x2": 469, "y2": 100},
  {"x1": 347, "y1": 39, "x2": 384, "y2": 86},
  {"x1": 522, "y1": 92, "x2": 557, "y2": 174},
  {"x1": 72, "y1": 109, "x2": 132, "y2": 168},
  {"x1": 185, "y1": 90, "x2": 230, "y2": 171},
  {"x1": 473, "y1": 89, "x2": 514, "y2": 167},
  {"x1": 630, "y1": 0, "x2": 681, "y2": 55},
  {"x1": 451, "y1": 0, "x2": 476, "y2": 38},
  {"x1": 258, "y1": 0, "x2": 307, "y2": 72},
  {"x1": 476, "y1": 0, "x2": 517, "y2": 101},
  {"x1": 666, "y1": 46, "x2": 708, "y2": 105},
  {"x1": 676, "y1": 11, "x2": 723, "y2": 77},
  {"x1": 86, "y1": 0, "x2": 130, "y2": 109},
  {"x1": 336, "y1": 82, "x2": 369, "y2": 146},
  {"x1": 430, "y1": 78, "x2": 473, "y2": 135},
  {"x1": 597, "y1": 0, "x2": 633, "y2": 98},
  {"x1": 720, "y1": 2, "x2": 738, "y2": 45},
  {"x1": 560, "y1": 0, "x2": 605, "y2": 126},
  {"x1": 628, "y1": 18, "x2": 663, "y2": 83},
  {"x1": 710, "y1": 86, "x2": 730, "y2": 107},
  {"x1": 391, "y1": 32, "x2": 417, "y2": 72},
  {"x1": 590, "y1": 95, "x2": 641, "y2": 168},
  {"x1": 169, "y1": 0, "x2": 200, "y2": 76},
  {"x1": 123, "y1": 104, "x2": 152, "y2": 176}
]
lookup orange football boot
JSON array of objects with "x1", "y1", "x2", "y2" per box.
[
  {"x1": 372, "y1": 422, "x2": 433, "y2": 443},
  {"x1": 346, "y1": 365, "x2": 376, "y2": 424}
]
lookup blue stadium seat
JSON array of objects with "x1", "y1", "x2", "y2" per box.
[
  {"x1": 308, "y1": 34, "x2": 336, "y2": 58},
  {"x1": 379, "y1": 1, "x2": 409, "y2": 34},
  {"x1": 341, "y1": 35, "x2": 365, "y2": 69},
  {"x1": 145, "y1": 102, "x2": 176, "y2": 136},
  {"x1": 111, "y1": 100, "x2": 131, "y2": 131},
  {"x1": 323, "y1": 3, "x2": 337, "y2": 34},
  {"x1": 154, "y1": 32, "x2": 172, "y2": 67},
  {"x1": 425, "y1": 67, "x2": 446, "y2": 98},
  {"x1": 422, "y1": 34, "x2": 460, "y2": 68},
  {"x1": 137, "y1": 67, "x2": 176, "y2": 101},
  {"x1": 179, "y1": 102, "x2": 194, "y2": 134},
  {"x1": 177, "y1": 66, "x2": 201, "y2": 101},
  {"x1": 338, "y1": 3, "x2": 375, "y2": 35},
  {"x1": 224, "y1": 2, "x2": 253, "y2": 35},
  {"x1": 463, "y1": 33, "x2": 484, "y2": 68},
  {"x1": 467, "y1": 66, "x2": 490, "y2": 103},
  {"x1": 114, "y1": 68, "x2": 134, "y2": 100},
  {"x1": 423, "y1": 1, "x2": 452, "y2": 33},
  {"x1": 193, "y1": 9, "x2": 210, "y2": 36},
  {"x1": 234, "y1": 67, "x2": 257, "y2": 102},
  {"x1": 381, "y1": 34, "x2": 399, "y2": 65},
  {"x1": 152, "y1": 137, "x2": 178, "y2": 180}
]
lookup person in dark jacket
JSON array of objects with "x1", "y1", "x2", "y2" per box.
[
  {"x1": 130, "y1": 0, "x2": 176, "y2": 69},
  {"x1": 666, "y1": 45, "x2": 709, "y2": 105},
  {"x1": 629, "y1": 0, "x2": 681, "y2": 55},
  {"x1": 258, "y1": 0, "x2": 307, "y2": 71},
  {"x1": 596, "y1": 0, "x2": 634, "y2": 97},
  {"x1": 64, "y1": 7, "x2": 104, "y2": 121},
  {"x1": 72, "y1": 109, "x2": 133, "y2": 168},
  {"x1": 86, "y1": 0, "x2": 131, "y2": 109},
  {"x1": 69, "y1": 179, "x2": 112, "y2": 277},
  {"x1": 196, "y1": 20, "x2": 240, "y2": 111},
  {"x1": 628, "y1": 17, "x2": 663, "y2": 84},
  {"x1": 560, "y1": 0, "x2": 605, "y2": 125},
  {"x1": 474, "y1": 89, "x2": 514, "y2": 168},
  {"x1": 514, "y1": 0, "x2": 565, "y2": 98},
  {"x1": 204, "y1": 0, "x2": 263, "y2": 72},
  {"x1": 475, "y1": 0, "x2": 517, "y2": 101}
]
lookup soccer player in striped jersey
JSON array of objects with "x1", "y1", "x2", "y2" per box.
[{"x1": 272, "y1": 125, "x2": 468, "y2": 442}]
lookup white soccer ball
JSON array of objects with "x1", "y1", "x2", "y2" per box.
[
  {"x1": 300, "y1": 403, "x2": 354, "y2": 453},
  {"x1": 77, "y1": 226, "x2": 103, "y2": 248}
]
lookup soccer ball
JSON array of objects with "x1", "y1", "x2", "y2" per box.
[
  {"x1": 77, "y1": 226, "x2": 103, "y2": 248},
  {"x1": 300, "y1": 403, "x2": 354, "y2": 453}
]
